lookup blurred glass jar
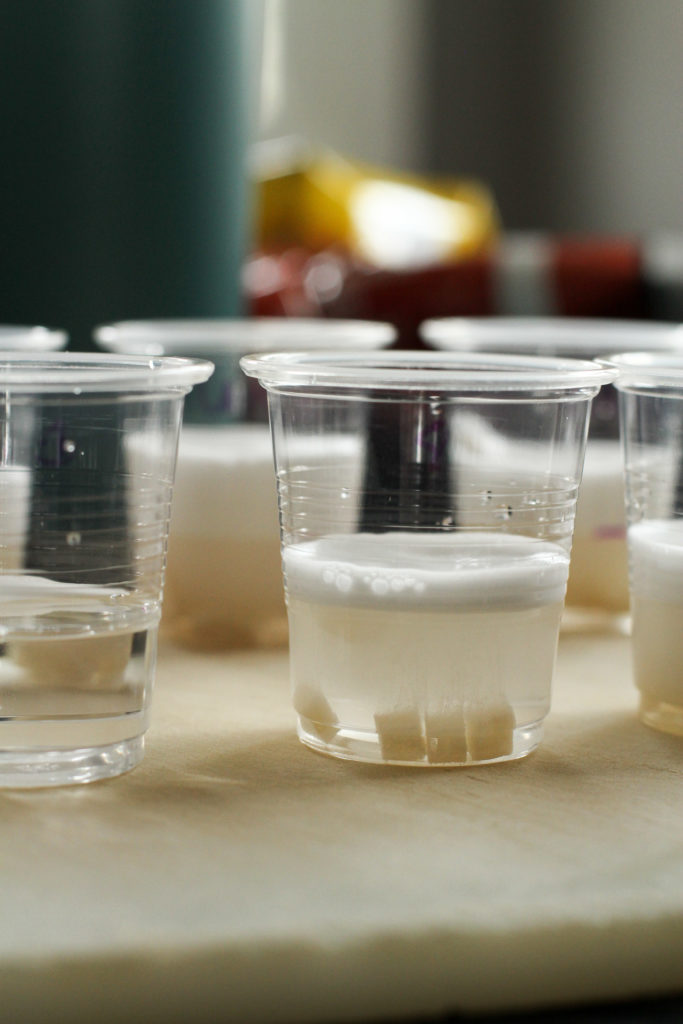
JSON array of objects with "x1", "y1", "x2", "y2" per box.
[{"x1": 95, "y1": 317, "x2": 395, "y2": 649}]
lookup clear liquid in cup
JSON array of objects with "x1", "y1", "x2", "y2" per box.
[
  {"x1": 284, "y1": 531, "x2": 569, "y2": 765},
  {"x1": 0, "y1": 576, "x2": 158, "y2": 784},
  {"x1": 629, "y1": 519, "x2": 683, "y2": 735}
]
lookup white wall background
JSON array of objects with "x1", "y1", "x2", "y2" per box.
[
  {"x1": 253, "y1": 0, "x2": 427, "y2": 170},
  {"x1": 546, "y1": 0, "x2": 683, "y2": 233},
  {"x1": 254, "y1": 0, "x2": 683, "y2": 235}
]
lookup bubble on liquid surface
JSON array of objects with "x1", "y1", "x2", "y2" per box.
[
  {"x1": 284, "y1": 532, "x2": 571, "y2": 610},
  {"x1": 336, "y1": 572, "x2": 352, "y2": 593}
]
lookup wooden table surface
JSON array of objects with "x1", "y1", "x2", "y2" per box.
[{"x1": 1, "y1": 627, "x2": 682, "y2": 1024}]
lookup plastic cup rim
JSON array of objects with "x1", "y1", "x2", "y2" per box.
[
  {"x1": 0, "y1": 351, "x2": 215, "y2": 392},
  {"x1": 603, "y1": 350, "x2": 683, "y2": 390},
  {"x1": 239, "y1": 348, "x2": 617, "y2": 392},
  {"x1": 420, "y1": 316, "x2": 683, "y2": 356},
  {"x1": 94, "y1": 317, "x2": 397, "y2": 354}
]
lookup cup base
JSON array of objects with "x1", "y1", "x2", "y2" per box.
[
  {"x1": 639, "y1": 697, "x2": 683, "y2": 737},
  {"x1": 297, "y1": 717, "x2": 544, "y2": 767},
  {"x1": 0, "y1": 735, "x2": 144, "y2": 788}
]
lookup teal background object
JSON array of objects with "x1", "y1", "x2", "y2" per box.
[{"x1": 0, "y1": 0, "x2": 249, "y2": 350}]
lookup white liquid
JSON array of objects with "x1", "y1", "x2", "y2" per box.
[
  {"x1": 454, "y1": 430, "x2": 629, "y2": 614},
  {"x1": 566, "y1": 441, "x2": 629, "y2": 612},
  {"x1": 284, "y1": 532, "x2": 569, "y2": 764},
  {"x1": 162, "y1": 424, "x2": 284, "y2": 648},
  {"x1": 0, "y1": 577, "x2": 158, "y2": 751},
  {"x1": 629, "y1": 519, "x2": 683, "y2": 732},
  {"x1": 164, "y1": 425, "x2": 361, "y2": 650}
]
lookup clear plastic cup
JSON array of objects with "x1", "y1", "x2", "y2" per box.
[
  {"x1": 421, "y1": 317, "x2": 683, "y2": 620},
  {"x1": 0, "y1": 352, "x2": 213, "y2": 786},
  {"x1": 240, "y1": 350, "x2": 615, "y2": 766},
  {"x1": 609, "y1": 351, "x2": 683, "y2": 736},
  {"x1": 0, "y1": 325, "x2": 67, "y2": 350},
  {"x1": 96, "y1": 318, "x2": 396, "y2": 650}
]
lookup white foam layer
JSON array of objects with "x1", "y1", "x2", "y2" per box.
[
  {"x1": 284, "y1": 531, "x2": 569, "y2": 611},
  {"x1": 629, "y1": 519, "x2": 683, "y2": 602}
]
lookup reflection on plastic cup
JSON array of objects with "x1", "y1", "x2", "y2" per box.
[
  {"x1": 0, "y1": 468, "x2": 31, "y2": 571},
  {"x1": 241, "y1": 350, "x2": 615, "y2": 766},
  {"x1": 96, "y1": 318, "x2": 396, "y2": 650},
  {"x1": 0, "y1": 331, "x2": 67, "y2": 580},
  {"x1": 611, "y1": 351, "x2": 683, "y2": 736},
  {"x1": 421, "y1": 317, "x2": 683, "y2": 620},
  {"x1": 0, "y1": 353, "x2": 213, "y2": 787}
]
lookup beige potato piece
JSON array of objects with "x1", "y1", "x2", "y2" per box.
[
  {"x1": 374, "y1": 706, "x2": 426, "y2": 762},
  {"x1": 293, "y1": 684, "x2": 340, "y2": 742},
  {"x1": 466, "y1": 702, "x2": 516, "y2": 762},
  {"x1": 426, "y1": 707, "x2": 468, "y2": 764},
  {"x1": 10, "y1": 632, "x2": 133, "y2": 690}
]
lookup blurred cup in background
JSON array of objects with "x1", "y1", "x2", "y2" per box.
[
  {"x1": 0, "y1": 326, "x2": 67, "y2": 351},
  {"x1": 421, "y1": 316, "x2": 683, "y2": 625},
  {"x1": 610, "y1": 351, "x2": 683, "y2": 736},
  {"x1": 96, "y1": 317, "x2": 395, "y2": 650}
]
